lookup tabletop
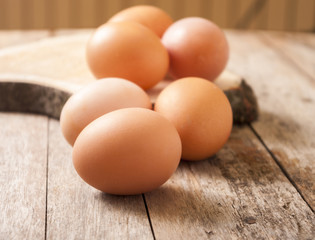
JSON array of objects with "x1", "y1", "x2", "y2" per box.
[{"x1": 0, "y1": 29, "x2": 314, "y2": 240}]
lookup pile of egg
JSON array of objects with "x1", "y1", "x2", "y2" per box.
[{"x1": 60, "y1": 5, "x2": 232, "y2": 195}]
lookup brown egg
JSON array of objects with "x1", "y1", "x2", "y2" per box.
[
  {"x1": 72, "y1": 108, "x2": 182, "y2": 195},
  {"x1": 86, "y1": 21, "x2": 169, "y2": 90},
  {"x1": 60, "y1": 78, "x2": 151, "y2": 146},
  {"x1": 154, "y1": 77, "x2": 233, "y2": 161},
  {"x1": 108, "y1": 5, "x2": 173, "y2": 38},
  {"x1": 162, "y1": 17, "x2": 229, "y2": 82}
]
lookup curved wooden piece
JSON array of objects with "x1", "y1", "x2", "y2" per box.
[
  {"x1": 0, "y1": 73, "x2": 258, "y2": 123},
  {"x1": 0, "y1": 33, "x2": 258, "y2": 123},
  {"x1": 0, "y1": 81, "x2": 70, "y2": 119}
]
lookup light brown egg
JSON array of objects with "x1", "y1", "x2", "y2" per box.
[
  {"x1": 60, "y1": 78, "x2": 151, "y2": 146},
  {"x1": 72, "y1": 108, "x2": 182, "y2": 195},
  {"x1": 108, "y1": 5, "x2": 173, "y2": 38},
  {"x1": 86, "y1": 21, "x2": 169, "y2": 90},
  {"x1": 162, "y1": 17, "x2": 229, "y2": 82},
  {"x1": 154, "y1": 77, "x2": 233, "y2": 161}
]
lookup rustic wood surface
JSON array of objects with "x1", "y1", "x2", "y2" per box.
[
  {"x1": 47, "y1": 119, "x2": 153, "y2": 240},
  {"x1": 0, "y1": 113, "x2": 47, "y2": 239},
  {"x1": 226, "y1": 30, "x2": 315, "y2": 210},
  {"x1": 0, "y1": 30, "x2": 314, "y2": 239}
]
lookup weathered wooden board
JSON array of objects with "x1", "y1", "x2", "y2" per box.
[
  {"x1": 0, "y1": 30, "x2": 314, "y2": 240},
  {"x1": 0, "y1": 113, "x2": 48, "y2": 239},
  {"x1": 226, "y1": 31, "x2": 315, "y2": 210},
  {"x1": 145, "y1": 126, "x2": 315, "y2": 239},
  {"x1": 0, "y1": 31, "x2": 258, "y2": 123},
  {"x1": 261, "y1": 31, "x2": 315, "y2": 79},
  {"x1": 46, "y1": 118, "x2": 153, "y2": 239}
]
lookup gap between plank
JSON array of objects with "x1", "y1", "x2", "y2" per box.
[
  {"x1": 44, "y1": 118, "x2": 50, "y2": 240},
  {"x1": 142, "y1": 194, "x2": 156, "y2": 240},
  {"x1": 248, "y1": 123, "x2": 314, "y2": 214}
]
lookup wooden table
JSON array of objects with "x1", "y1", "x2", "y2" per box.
[{"x1": 0, "y1": 30, "x2": 314, "y2": 239}]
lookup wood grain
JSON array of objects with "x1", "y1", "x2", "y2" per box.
[
  {"x1": 296, "y1": 0, "x2": 315, "y2": 31},
  {"x1": 260, "y1": 31, "x2": 315, "y2": 79},
  {"x1": 32, "y1": 0, "x2": 46, "y2": 29},
  {"x1": 0, "y1": 30, "x2": 314, "y2": 239},
  {"x1": 0, "y1": 113, "x2": 48, "y2": 239},
  {"x1": 1, "y1": 0, "x2": 314, "y2": 31},
  {"x1": 267, "y1": 0, "x2": 287, "y2": 31},
  {"x1": 226, "y1": 31, "x2": 315, "y2": 210},
  {"x1": 46, "y1": 118, "x2": 153, "y2": 239},
  {"x1": 145, "y1": 126, "x2": 315, "y2": 239}
]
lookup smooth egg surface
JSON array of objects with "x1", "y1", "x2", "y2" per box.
[
  {"x1": 86, "y1": 21, "x2": 169, "y2": 90},
  {"x1": 108, "y1": 5, "x2": 173, "y2": 38},
  {"x1": 154, "y1": 77, "x2": 233, "y2": 161},
  {"x1": 72, "y1": 108, "x2": 182, "y2": 195},
  {"x1": 162, "y1": 17, "x2": 229, "y2": 82},
  {"x1": 60, "y1": 78, "x2": 151, "y2": 146}
]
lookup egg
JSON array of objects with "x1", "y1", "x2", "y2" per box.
[
  {"x1": 108, "y1": 5, "x2": 173, "y2": 38},
  {"x1": 154, "y1": 77, "x2": 233, "y2": 161},
  {"x1": 86, "y1": 21, "x2": 169, "y2": 90},
  {"x1": 72, "y1": 108, "x2": 182, "y2": 195},
  {"x1": 60, "y1": 78, "x2": 151, "y2": 146},
  {"x1": 162, "y1": 17, "x2": 229, "y2": 81}
]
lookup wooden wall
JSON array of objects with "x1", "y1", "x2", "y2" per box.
[{"x1": 0, "y1": 0, "x2": 314, "y2": 31}]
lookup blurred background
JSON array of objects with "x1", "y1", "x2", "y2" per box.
[{"x1": 0, "y1": 0, "x2": 314, "y2": 32}]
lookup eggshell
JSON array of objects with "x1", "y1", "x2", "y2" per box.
[
  {"x1": 86, "y1": 21, "x2": 169, "y2": 90},
  {"x1": 162, "y1": 17, "x2": 229, "y2": 81},
  {"x1": 60, "y1": 78, "x2": 151, "y2": 146},
  {"x1": 154, "y1": 77, "x2": 233, "y2": 161},
  {"x1": 108, "y1": 5, "x2": 173, "y2": 38},
  {"x1": 72, "y1": 108, "x2": 182, "y2": 195}
]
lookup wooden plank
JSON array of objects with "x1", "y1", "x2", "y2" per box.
[
  {"x1": 4, "y1": 0, "x2": 22, "y2": 29},
  {"x1": 20, "y1": 0, "x2": 32, "y2": 29},
  {"x1": 32, "y1": 0, "x2": 47, "y2": 29},
  {"x1": 251, "y1": 0, "x2": 268, "y2": 30},
  {"x1": 0, "y1": 113, "x2": 48, "y2": 239},
  {"x1": 267, "y1": 0, "x2": 286, "y2": 31},
  {"x1": 1, "y1": 0, "x2": 314, "y2": 31},
  {"x1": 261, "y1": 31, "x2": 315, "y2": 81},
  {"x1": 225, "y1": 30, "x2": 315, "y2": 209},
  {"x1": 287, "y1": 32, "x2": 315, "y2": 48},
  {"x1": 211, "y1": 0, "x2": 228, "y2": 28},
  {"x1": 284, "y1": 0, "x2": 298, "y2": 31},
  {"x1": 200, "y1": 0, "x2": 213, "y2": 20},
  {"x1": 145, "y1": 126, "x2": 315, "y2": 239},
  {"x1": 0, "y1": 0, "x2": 7, "y2": 29},
  {"x1": 233, "y1": 0, "x2": 254, "y2": 29},
  {"x1": 235, "y1": 0, "x2": 269, "y2": 30},
  {"x1": 94, "y1": 0, "x2": 110, "y2": 26},
  {"x1": 54, "y1": 0, "x2": 71, "y2": 29},
  {"x1": 46, "y1": 118, "x2": 153, "y2": 239},
  {"x1": 78, "y1": 0, "x2": 96, "y2": 28},
  {"x1": 154, "y1": 0, "x2": 179, "y2": 21},
  {"x1": 182, "y1": 0, "x2": 202, "y2": 18},
  {"x1": 226, "y1": 0, "x2": 239, "y2": 28},
  {"x1": 296, "y1": 0, "x2": 315, "y2": 31},
  {"x1": 45, "y1": 0, "x2": 55, "y2": 29}
]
